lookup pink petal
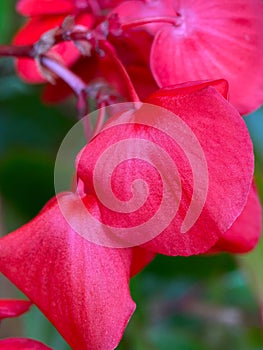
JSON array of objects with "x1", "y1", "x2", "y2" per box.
[
  {"x1": 76, "y1": 81, "x2": 253, "y2": 255},
  {"x1": 0, "y1": 300, "x2": 31, "y2": 320},
  {"x1": 16, "y1": 0, "x2": 74, "y2": 16},
  {"x1": 143, "y1": 82, "x2": 254, "y2": 254},
  {"x1": 150, "y1": 0, "x2": 263, "y2": 115},
  {"x1": 208, "y1": 184, "x2": 262, "y2": 254},
  {"x1": 151, "y1": 79, "x2": 229, "y2": 100},
  {"x1": 0, "y1": 197, "x2": 135, "y2": 350},
  {"x1": 16, "y1": 0, "x2": 123, "y2": 16},
  {"x1": 0, "y1": 338, "x2": 52, "y2": 350}
]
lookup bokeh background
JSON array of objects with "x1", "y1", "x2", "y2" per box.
[{"x1": 1, "y1": 1, "x2": 263, "y2": 349}]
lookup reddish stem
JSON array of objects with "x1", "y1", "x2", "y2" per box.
[
  {"x1": 0, "y1": 44, "x2": 34, "y2": 58},
  {"x1": 99, "y1": 40, "x2": 140, "y2": 102},
  {"x1": 41, "y1": 56, "x2": 86, "y2": 97},
  {"x1": 121, "y1": 16, "x2": 179, "y2": 31},
  {"x1": 93, "y1": 102, "x2": 106, "y2": 137},
  {"x1": 0, "y1": 33, "x2": 91, "y2": 59},
  {"x1": 0, "y1": 14, "x2": 178, "y2": 59}
]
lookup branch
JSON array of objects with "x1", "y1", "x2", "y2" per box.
[{"x1": 0, "y1": 44, "x2": 35, "y2": 58}]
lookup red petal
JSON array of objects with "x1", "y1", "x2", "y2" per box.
[
  {"x1": 14, "y1": 17, "x2": 62, "y2": 82},
  {"x1": 0, "y1": 300, "x2": 31, "y2": 320},
  {"x1": 14, "y1": 17, "x2": 66, "y2": 46},
  {"x1": 17, "y1": 0, "x2": 123, "y2": 16},
  {"x1": 16, "y1": 0, "x2": 74, "y2": 16},
  {"x1": 0, "y1": 338, "x2": 52, "y2": 350},
  {"x1": 15, "y1": 59, "x2": 45, "y2": 83},
  {"x1": 43, "y1": 75, "x2": 73, "y2": 102},
  {"x1": 111, "y1": 27, "x2": 153, "y2": 66},
  {"x1": 150, "y1": 0, "x2": 263, "y2": 115},
  {"x1": 150, "y1": 79, "x2": 229, "y2": 100},
  {"x1": 0, "y1": 197, "x2": 135, "y2": 350},
  {"x1": 76, "y1": 82, "x2": 253, "y2": 255},
  {"x1": 126, "y1": 65, "x2": 158, "y2": 100},
  {"x1": 14, "y1": 16, "x2": 73, "y2": 83},
  {"x1": 208, "y1": 184, "x2": 262, "y2": 254},
  {"x1": 130, "y1": 247, "x2": 155, "y2": 277},
  {"x1": 143, "y1": 83, "x2": 254, "y2": 254}
]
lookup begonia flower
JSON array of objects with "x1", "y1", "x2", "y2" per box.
[
  {"x1": 114, "y1": 0, "x2": 263, "y2": 114},
  {"x1": 0, "y1": 80, "x2": 260, "y2": 349},
  {"x1": 76, "y1": 80, "x2": 255, "y2": 255}
]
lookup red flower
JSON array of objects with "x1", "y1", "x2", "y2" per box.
[
  {"x1": 114, "y1": 0, "x2": 263, "y2": 114},
  {"x1": 0, "y1": 81, "x2": 260, "y2": 349}
]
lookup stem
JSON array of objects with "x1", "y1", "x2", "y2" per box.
[
  {"x1": 99, "y1": 40, "x2": 140, "y2": 102},
  {"x1": 93, "y1": 102, "x2": 106, "y2": 137},
  {"x1": 0, "y1": 44, "x2": 34, "y2": 58},
  {"x1": 0, "y1": 32, "x2": 92, "y2": 59},
  {"x1": 41, "y1": 55, "x2": 92, "y2": 138},
  {"x1": 41, "y1": 56, "x2": 86, "y2": 96},
  {"x1": 0, "y1": 15, "x2": 179, "y2": 59},
  {"x1": 121, "y1": 16, "x2": 179, "y2": 31}
]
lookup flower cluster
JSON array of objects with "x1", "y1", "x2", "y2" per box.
[{"x1": 0, "y1": 0, "x2": 262, "y2": 349}]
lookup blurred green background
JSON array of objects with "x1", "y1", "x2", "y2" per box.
[{"x1": 1, "y1": 1, "x2": 263, "y2": 349}]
